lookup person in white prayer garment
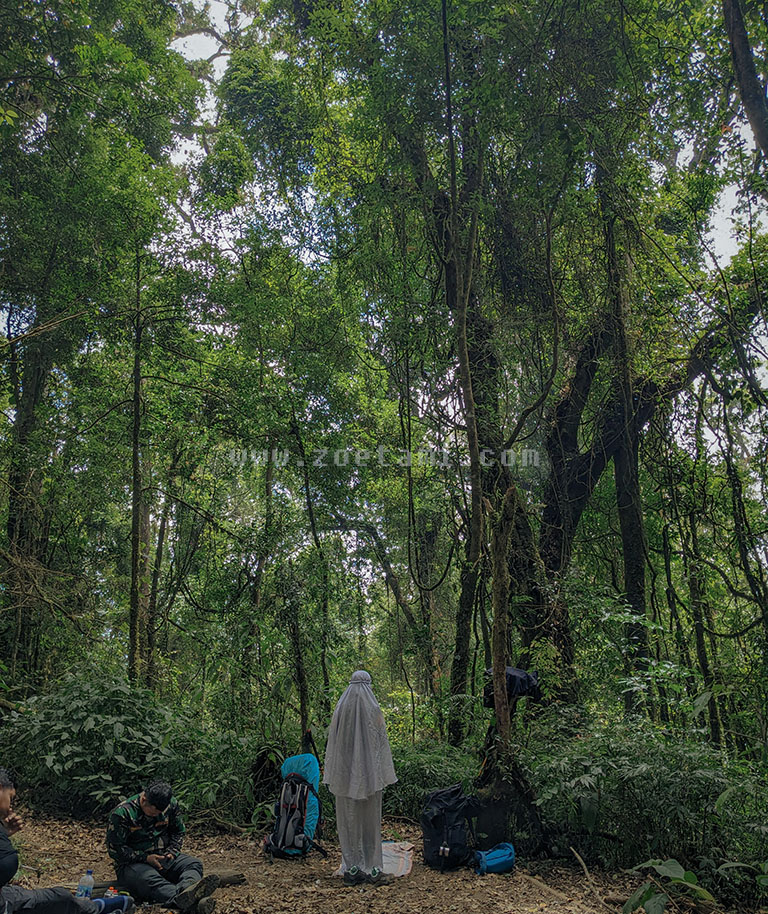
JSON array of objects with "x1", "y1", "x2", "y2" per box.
[{"x1": 323, "y1": 670, "x2": 397, "y2": 886}]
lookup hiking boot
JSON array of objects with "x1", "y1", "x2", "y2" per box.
[
  {"x1": 195, "y1": 898, "x2": 217, "y2": 914},
  {"x1": 366, "y1": 868, "x2": 394, "y2": 887},
  {"x1": 175, "y1": 875, "x2": 220, "y2": 912},
  {"x1": 343, "y1": 866, "x2": 366, "y2": 886}
]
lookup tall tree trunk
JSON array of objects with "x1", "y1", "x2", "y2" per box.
[
  {"x1": 138, "y1": 497, "x2": 152, "y2": 674},
  {"x1": 145, "y1": 449, "x2": 181, "y2": 690},
  {"x1": 292, "y1": 416, "x2": 331, "y2": 720},
  {"x1": 447, "y1": 261, "x2": 484, "y2": 743},
  {"x1": 129, "y1": 254, "x2": 149, "y2": 684},
  {"x1": 614, "y1": 440, "x2": 651, "y2": 714},
  {"x1": 357, "y1": 579, "x2": 367, "y2": 663},
  {"x1": 720, "y1": 406, "x2": 768, "y2": 633},
  {"x1": 283, "y1": 569, "x2": 310, "y2": 736},
  {"x1": 489, "y1": 487, "x2": 518, "y2": 744},
  {"x1": 600, "y1": 172, "x2": 650, "y2": 714},
  {"x1": 723, "y1": 0, "x2": 768, "y2": 159},
  {"x1": 704, "y1": 605, "x2": 733, "y2": 749},
  {"x1": 441, "y1": 0, "x2": 485, "y2": 742},
  {"x1": 145, "y1": 493, "x2": 169, "y2": 691},
  {"x1": 247, "y1": 438, "x2": 275, "y2": 707},
  {"x1": 477, "y1": 571, "x2": 492, "y2": 669},
  {"x1": 4, "y1": 333, "x2": 57, "y2": 687},
  {"x1": 662, "y1": 523, "x2": 696, "y2": 701},
  {"x1": 3, "y1": 237, "x2": 66, "y2": 689},
  {"x1": 415, "y1": 513, "x2": 442, "y2": 696},
  {"x1": 687, "y1": 513, "x2": 722, "y2": 746}
]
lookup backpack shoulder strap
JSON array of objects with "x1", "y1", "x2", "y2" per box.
[{"x1": 304, "y1": 835, "x2": 328, "y2": 858}]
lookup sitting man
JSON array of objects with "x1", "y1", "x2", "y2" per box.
[
  {"x1": 106, "y1": 780, "x2": 218, "y2": 913},
  {"x1": 0, "y1": 768, "x2": 133, "y2": 914}
]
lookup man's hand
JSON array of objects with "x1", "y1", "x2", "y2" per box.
[
  {"x1": 146, "y1": 854, "x2": 168, "y2": 871},
  {"x1": 3, "y1": 813, "x2": 22, "y2": 836}
]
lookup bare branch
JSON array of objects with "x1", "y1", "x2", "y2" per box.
[{"x1": 174, "y1": 26, "x2": 230, "y2": 48}]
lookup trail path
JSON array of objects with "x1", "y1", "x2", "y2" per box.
[{"x1": 10, "y1": 815, "x2": 717, "y2": 914}]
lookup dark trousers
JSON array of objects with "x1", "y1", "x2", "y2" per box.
[
  {"x1": 1, "y1": 885, "x2": 98, "y2": 914},
  {"x1": 117, "y1": 853, "x2": 202, "y2": 906}
]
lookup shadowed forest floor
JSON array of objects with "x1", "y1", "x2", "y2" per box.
[{"x1": 11, "y1": 814, "x2": 740, "y2": 914}]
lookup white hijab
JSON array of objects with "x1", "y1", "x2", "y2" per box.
[{"x1": 323, "y1": 670, "x2": 397, "y2": 800}]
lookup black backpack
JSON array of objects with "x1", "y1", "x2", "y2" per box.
[
  {"x1": 482, "y1": 667, "x2": 542, "y2": 707},
  {"x1": 264, "y1": 772, "x2": 327, "y2": 860},
  {"x1": 421, "y1": 784, "x2": 480, "y2": 870}
]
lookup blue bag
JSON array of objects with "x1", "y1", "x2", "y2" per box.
[
  {"x1": 474, "y1": 842, "x2": 516, "y2": 875},
  {"x1": 264, "y1": 753, "x2": 327, "y2": 859}
]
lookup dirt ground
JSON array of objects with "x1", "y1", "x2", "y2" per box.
[{"x1": 9, "y1": 814, "x2": 732, "y2": 914}]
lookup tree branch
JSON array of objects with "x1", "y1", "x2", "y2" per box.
[{"x1": 723, "y1": 0, "x2": 768, "y2": 158}]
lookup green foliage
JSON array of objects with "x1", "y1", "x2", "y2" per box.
[
  {"x1": 525, "y1": 714, "x2": 768, "y2": 902},
  {"x1": 2, "y1": 674, "x2": 184, "y2": 812},
  {"x1": 384, "y1": 742, "x2": 478, "y2": 821},
  {"x1": 1, "y1": 674, "x2": 289, "y2": 826},
  {"x1": 625, "y1": 859, "x2": 716, "y2": 914},
  {"x1": 172, "y1": 730, "x2": 283, "y2": 826},
  {"x1": 196, "y1": 128, "x2": 255, "y2": 210},
  {"x1": 220, "y1": 46, "x2": 319, "y2": 190},
  {"x1": 623, "y1": 881, "x2": 670, "y2": 914},
  {"x1": 3, "y1": 0, "x2": 768, "y2": 897},
  {"x1": 383, "y1": 688, "x2": 443, "y2": 745}
]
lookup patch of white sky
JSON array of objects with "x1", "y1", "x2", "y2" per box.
[
  {"x1": 170, "y1": 0, "x2": 234, "y2": 119},
  {"x1": 168, "y1": 1, "x2": 320, "y2": 272},
  {"x1": 708, "y1": 182, "x2": 743, "y2": 265}
]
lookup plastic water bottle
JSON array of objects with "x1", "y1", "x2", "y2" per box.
[{"x1": 75, "y1": 870, "x2": 94, "y2": 899}]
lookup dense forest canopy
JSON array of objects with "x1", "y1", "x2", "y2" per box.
[{"x1": 2, "y1": 0, "x2": 768, "y2": 905}]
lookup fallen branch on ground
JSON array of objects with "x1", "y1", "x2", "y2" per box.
[{"x1": 570, "y1": 846, "x2": 614, "y2": 912}]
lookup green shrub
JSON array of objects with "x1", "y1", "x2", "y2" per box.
[
  {"x1": 0, "y1": 673, "x2": 281, "y2": 825},
  {"x1": 171, "y1": 729, "x2": 284, "y2": 826},
  {"x1": 383, "y1": 689, "x2": 445, "y2": 745},
  {"x1": 382, "y1": 688, "x2": 489, "y2": 748},
  {"x1": 522, "y1": 713, "x2": 768, "y2": 903},
  {"x1": 1, "y1": 673, "x2": 185, "y2": 813},
  {"x1": 384, "y1": 741, "x2": 478, "y2": 820}
]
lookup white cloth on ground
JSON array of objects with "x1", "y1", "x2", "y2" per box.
[
  {"x1": 323, "y1": 670, "x2": 397, "y2": 800},
  {"x1": 335, "y1": 841, "x2": 414, "y2": 878}
]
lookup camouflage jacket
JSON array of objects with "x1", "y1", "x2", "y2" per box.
[{"x1": 106, "y1": 794, "x2": 186, "y2": 868}]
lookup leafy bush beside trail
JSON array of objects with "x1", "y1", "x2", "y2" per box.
[
  {"x1": 385, "y1": 742, "x2": 479, "y2": 821},
  {"x1": 0, "y1": 674, "x2": 476, "y2": 828},
  {"x1": 521, "y1": 714, "x2": 768, "y2": 903},
  {"x1": 0, "y1": 674, "x2": 278, "y2": 823},
  {"x1": 2, "y1": 676, "x2": 184, "y2": 813}
]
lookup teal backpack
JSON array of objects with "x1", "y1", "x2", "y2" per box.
[
  {"x1": 474, "y1": 842, "x2": 516, "y2": 875},
  {"x1": 263, "y1": 753, "x2": 327, "y2": 860}
]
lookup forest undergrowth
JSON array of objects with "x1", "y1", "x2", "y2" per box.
[{"x1": 2, "y1": 674, "x2": 767, "y2": 910}]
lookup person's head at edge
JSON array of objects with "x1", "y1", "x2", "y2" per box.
[
  {"x1": 140, "y1": 780, "x2": 172, "y2": 818},
  {"x1": 0, "y1": 769, "x2": 15, "y2": 821}
]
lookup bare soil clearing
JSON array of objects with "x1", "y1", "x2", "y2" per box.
[{"x1": 10, "y1": 815, "x2": 731, "y2": 914}]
